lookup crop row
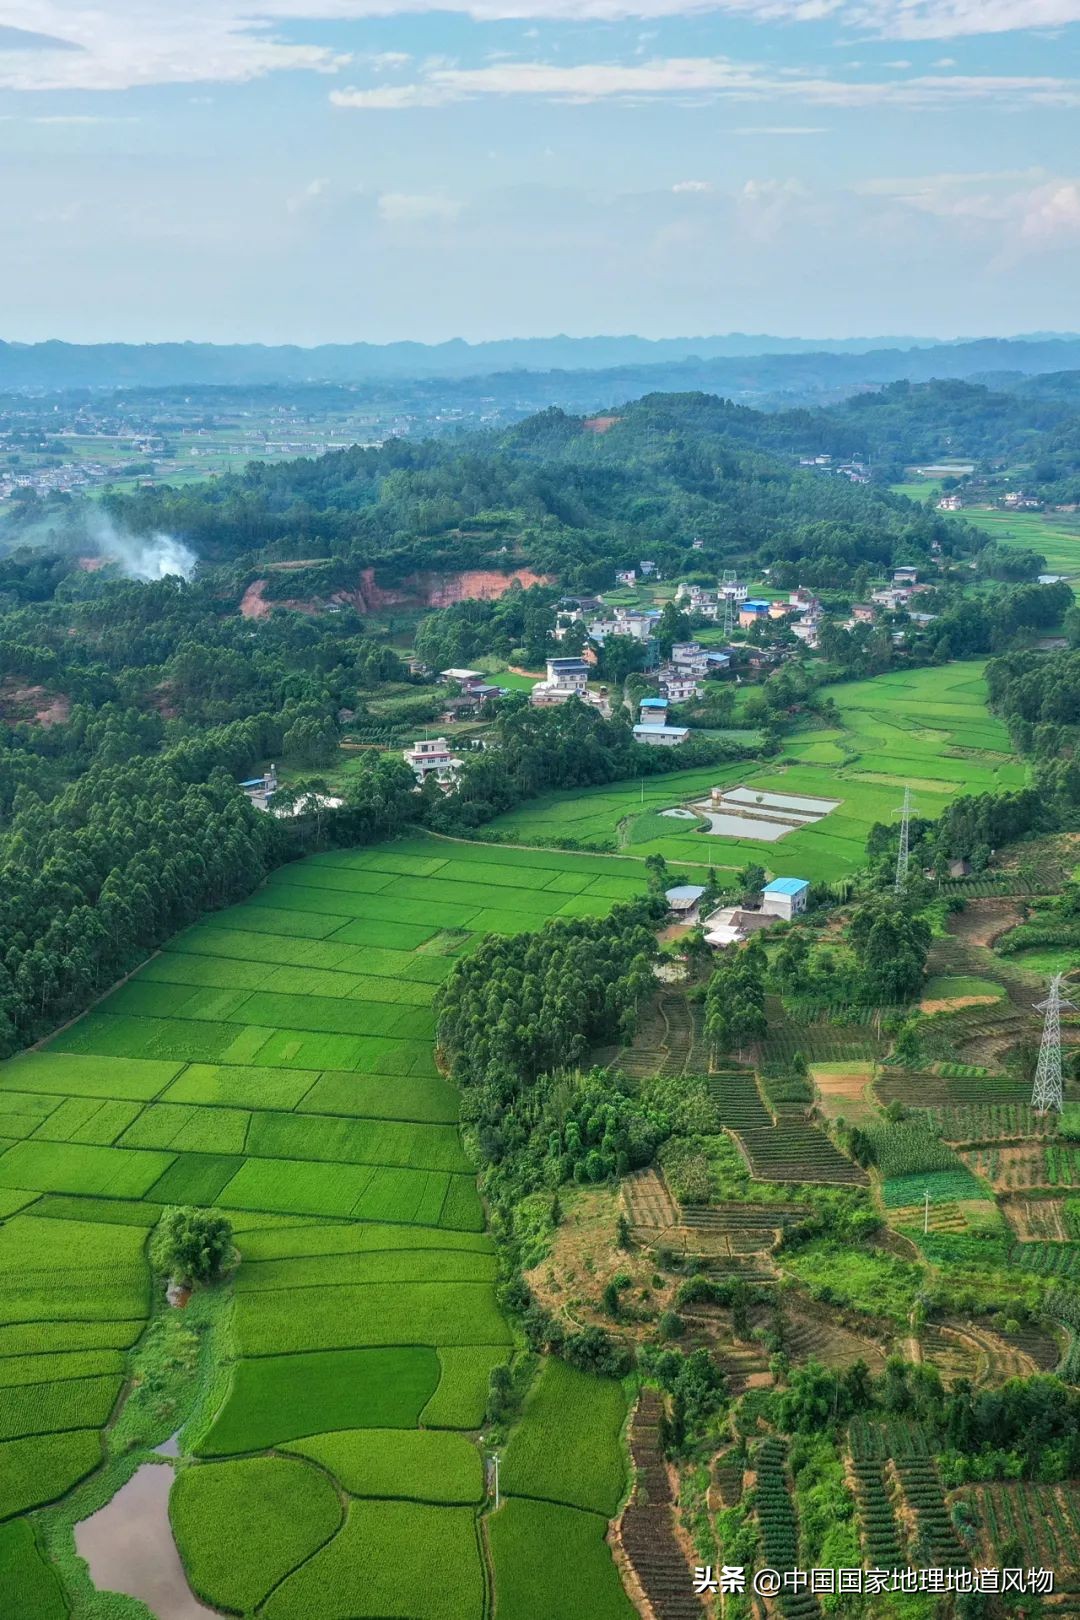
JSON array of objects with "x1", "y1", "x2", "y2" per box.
[
  {"x1": 925, "y1": 1104, "x2": 1049, "y2": 1142},
  {"x1": 1008, "y1": 1241, "x2": 1080, "y2": 1280},
  {"x1": 737, "y1": 1122, "x2": 867, "y2": 1185},
  {"x1": 894, "y1": 1458, "x2": 966, "y2": 1570},
  {"x1": 850, "y1": 1461, "x2": 905, "y2": 1568},
  {"x1": 968, "y1": 1481, "x2": 1080, "y2": 1570},
  {"x1": 754, "y1": 1438, "x2": 820, "y2": 1620},
  {"x1": 708, "y1": 1070, "x2": 772, "y2": 1131},
  {"x1": 964, "y1": 1144, "x2": 1080, "y2": 1190},
  {"x1": 848, "y1": 1418, "x2": 930, "y2": 1463},
  {"x1": 875, "y1": 1068, "x2": 1028, "y2": 1110},
  {"x1": 863, "y1": 1121, "x2": 963, "y2": 1178}
]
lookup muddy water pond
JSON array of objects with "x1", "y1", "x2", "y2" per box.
[{"x1": 75, "y1": 1463, "x2": 219, "y2": 1620}]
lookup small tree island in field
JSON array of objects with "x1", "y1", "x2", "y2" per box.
[{"x1": 151, "y1": 1207, "x2": 235, "y2": 1288}]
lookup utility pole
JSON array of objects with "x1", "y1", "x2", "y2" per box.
[
  {"x1": 923, "y1": 1187, "x2": 930, "y2": 1236},
  {"x1": 491, "y1": 1452, "x2": 500, "y2": 1511},
  {"x1": 1031, "y1": 973, "x2": 1076, "y2": 1114},
  {"x1": 894, "y1": 786, "x2": 915, "y2": 894}
]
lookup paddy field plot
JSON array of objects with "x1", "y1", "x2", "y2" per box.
[
  {"x1": 954, "y1": 507, "x2": 1080, "y2": 592},
  {"x1": 170, "y1": 1455, "x2": 343, "y2": 1614},
  {"x1": 0, "y1": 834, "x2": 648, "y2": 1617},
  {"x1": 477, "y1": 661, "x2": 1025, "y2": 882}
]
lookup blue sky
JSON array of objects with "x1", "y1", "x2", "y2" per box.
[{"x1": 1, "y1": 0, "x2": 1078, "y2": 343}]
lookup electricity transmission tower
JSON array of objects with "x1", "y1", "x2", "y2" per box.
[
  {"x1": 721, "y1": 570, "x2": 738, "y2": 639},
  {"x1": 893, "y1": 786, "x2": 915, "y2": 893},
  {"x1": 1031, "y1": 974, "x2": 1076, "y2": 1114}
]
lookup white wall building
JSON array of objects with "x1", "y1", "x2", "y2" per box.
[
  {"x1": 632, "y1": 723, "x2": 689, "y2": 747},
  {"x1": 660, "y1": 672, "x2": 701, "y2": 702},
  {"x1": 670, "y1": 641, "x2": 708, "y2": 676},
  {"x1": 402, "y1": 737, "x2": 463, "y2": 783},
  {"x1": 530, "y1": 657, "x2": 590, "y2": 705},
  {"x1": 760, "y1": 877, "x2": 810, "y2": 919}
]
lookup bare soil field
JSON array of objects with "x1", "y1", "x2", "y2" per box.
[{"x1": 810, "y1": 1061, "x2": 877, "y2": 1123}]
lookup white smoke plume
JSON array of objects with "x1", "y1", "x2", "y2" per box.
[{"x1": 90, "y1": 512, "x2": 197, "y2": 582}]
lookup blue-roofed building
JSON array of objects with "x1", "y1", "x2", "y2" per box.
[
  {"x1": 761, "y1": 876, "x2": 810, "y2": 920},
  {"x1": 639, "y1": 696, "x2": 669, "y2": 728}
]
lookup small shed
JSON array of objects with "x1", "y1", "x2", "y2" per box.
[{"x1": 665, "y1": 884, "x2": 706, "y2": 917}]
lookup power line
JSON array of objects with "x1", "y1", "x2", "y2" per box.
[
  {"x1": 894, "y1": 785, "x2": 915, "y2": 894},
  {"x1": 721, "y1": 570, "x2": 738, "y2": 640},
  {"x1": 1031, "y1": 973, "x2": 1076, "y2": 1115}
]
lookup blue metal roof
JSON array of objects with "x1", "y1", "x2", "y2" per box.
[
  {"x1": 640, "y1": 697, "x2": 668, "y2": 708},
  {"x1": 743, "y1": 599, "x2": 771, "y2": 610},
  {"x1": 763, "y1": 877, "x2": 810, "y2": 895}
]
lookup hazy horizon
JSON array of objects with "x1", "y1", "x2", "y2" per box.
[{"x1": 3, "y1": 328, "x2": 1079, "y2": 350}]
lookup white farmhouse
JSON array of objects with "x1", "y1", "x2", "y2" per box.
[
  {"x1": 760, "y1": 877, "x2": 810, "y2": 920},
  {"x1": 402, "y1": 737, "x2": 463, "y2": 784}
]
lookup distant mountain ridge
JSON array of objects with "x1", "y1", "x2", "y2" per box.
[{"x1": 3, "y1": 333, "x2": 1080, "y2": 391}]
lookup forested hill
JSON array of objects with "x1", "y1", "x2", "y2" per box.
[{"x1": 97, "y1": 393, "x2": 971, "y2": 592}]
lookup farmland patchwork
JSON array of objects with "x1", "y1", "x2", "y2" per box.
[{"x1": 0, "y1": 837, "x2": 641, "y2": 1618}]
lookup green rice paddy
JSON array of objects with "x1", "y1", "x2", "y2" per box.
[
  {"x1": 477, "y1": 662, "x2": 1022, "y2": 882},
  {"x1": 958, "y1": 507, "x2": 1080, "y2": 593},
  {"x1": 0, "y1": 835, "x2": 636, "y2": 1616}
]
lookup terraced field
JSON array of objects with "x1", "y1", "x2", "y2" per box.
[
  {"x1": 0, "y1": 835, "x2": 645, "y2": 1619},
  {"x1": 475, "y1": 663, "x2": 1026, "y2": 883}
]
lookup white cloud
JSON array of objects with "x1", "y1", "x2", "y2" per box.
[
  {"x1": 0, "y1": 0, "x2": 1077, "y2": 96},
  {"x1": 672, "y1": 177, "x2": 712, "y2": 190},
  {"x1": 1020, "y1": 179, "x2": 1080, "y2": 238},
  {"x1": 331, "y1": 55, "x2": 1080, "y2": 109},
  {"x1": 853, "y1": 166, "x2": 1080, "y2": 249},
  {"x1": 376, "y1": 191, "x2": 461, "y2": 222},
  {"x1": 332, "y1": 82, "x2": 453, "y2": 106},
  {"x1": 849, "y1": 0, "x2": 1080, "y2": 39},
  {"x1": 0, "y1": 4, "x2": 350, "y2": 91}
]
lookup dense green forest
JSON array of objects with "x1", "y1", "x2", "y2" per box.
[{"x1": 62, "y1": 392, "x2": 973, "y2": 589}]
